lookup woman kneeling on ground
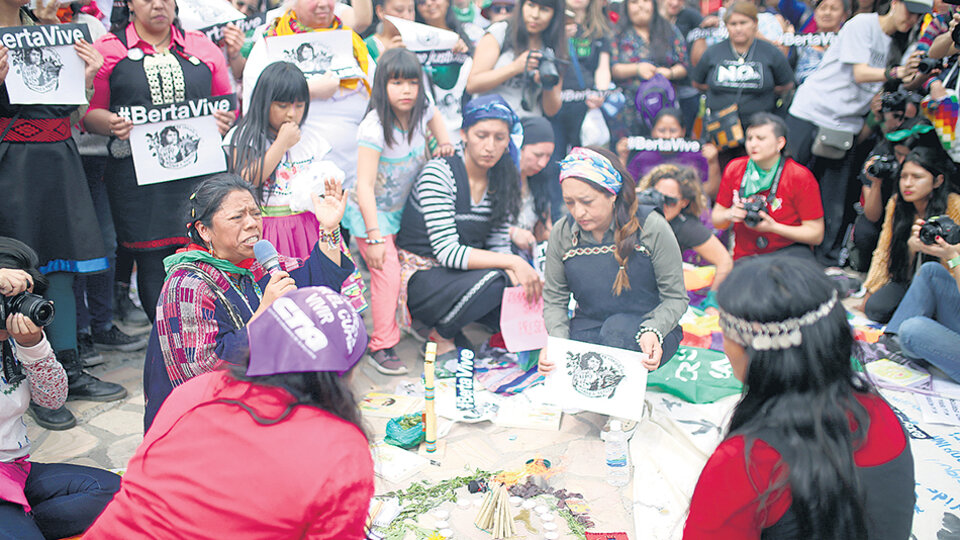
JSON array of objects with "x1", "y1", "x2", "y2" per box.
[
  {"x1": 86, "y1": 287, "x2": 373, "y2": 539},
  {"x1": 539, "y1": 146, "x2": 688, "y2": 373},
  {"x1": 142, "y1": 174, "x2": 354, "y2": 430},
  {"x1": 684, "y1": 256, "x2": 914, "y2": 538}
]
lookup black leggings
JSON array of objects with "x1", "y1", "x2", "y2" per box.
[
  {"x1": 134, "y1": 248, "x2": 177, "y2": 323},
  {"x1": 865, "y1": 281, "x2": 909, "y2": 324}
]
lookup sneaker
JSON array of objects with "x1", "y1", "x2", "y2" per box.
[
  {"x1": 405, "y1": 320, "x2": 431, "y2": 343},
  {"x1": 77, "y1": 332, "x2": 105, "y2": 367},
  {"x1": 92, "y1": 324, "x2": 148, "y2": 352},
  {"x1": 368, "y1": 348, "x2": 408, "y2": 375}
]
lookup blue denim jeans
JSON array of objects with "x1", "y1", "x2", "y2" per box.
[
  {"x1": 886, "y1": 262, "x2": 960, "y2": 382},
  {"x1": 0, "y1": 462, "x2": 121, "y2": 539}
]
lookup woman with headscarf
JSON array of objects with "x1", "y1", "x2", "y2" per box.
[
  {"x1": 86, "y1": 287, "x2": 374, "y2": 539},
  {"x1": 242, "y1": 0, "x2": 371, "y2": 201},
  {"x1": 396, "y1": 95, "x2": 541, "y2": 363},
  {"x1": 538, "y1": 146, "x2": 687, "y2": 373}
]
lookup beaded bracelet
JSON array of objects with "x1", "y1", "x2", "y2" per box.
[
  {"x1": 635, "y1": 326, "x2": 663, "y2": 347},
  {"x1": 318, "y1": 227, "x2": 341, "y2": 248},
  {"x1": 366, "y1": 237, "x2": 386, "y2": 245}
]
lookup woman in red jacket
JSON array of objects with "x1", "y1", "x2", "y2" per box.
[
  {"x1": 85, "y1": 287, "x2": 374, "y2": 539},
  {"x1": 684, "y1": 256, "x2": 914, "y2": 539}
]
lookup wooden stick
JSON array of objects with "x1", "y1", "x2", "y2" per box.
[{"x1": 424, "y1": 342, "x2": 437, "y2": 453}]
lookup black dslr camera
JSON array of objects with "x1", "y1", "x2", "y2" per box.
[
  {"x1": 881, "y1": 89, "x2": 920, "y2": 114},
  {"x1": 533, "y1": 48, "x2": 561, "y2": 89},
  {"x1": 919, "y1": 216, "x2": 960, "y2": 245},
  {"x1": 863, "y1": 154, "x2": 901, "y2": 185},
  {"x1": 917, "y1": 55, "x2": 943, "y2": 74},
  {"x1": 0, "y1": 292, "x2": 55, "y2": 330},
  {"x1": 742, "y1": 196, "x2": 768, "y2": 227},
  {"x1": 637, "y1": 188, "x2": 666, "y2": 211}
]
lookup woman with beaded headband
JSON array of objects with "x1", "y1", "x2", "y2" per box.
[
  {"x1": 685, "y1": 255, "x2": 914, "y2": 539},
  {"x1": 539, "y1": 146, "x2": 687, "y2": 374}
]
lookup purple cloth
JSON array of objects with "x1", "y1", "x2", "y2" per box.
[
  {"x1": 247, "y1": 287, "x2": 368, "y2": 376},
  {"x1": 628, "y1": 150, "x2": 710, "y2": 187}
]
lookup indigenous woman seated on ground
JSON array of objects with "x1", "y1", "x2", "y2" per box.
[
  {"x1": 395, "y1": 95, "x2": 542, "y2": 363},
  {"x1": 142, "y1": 174, "x2": 354, "y2": 431},
  {"x1": 539, "y1": 146, "x2": 688, "y2": 373},
  {"x1": 637, "y1": 164, "x2": 732, "y2": 312},
  {"x1": 86, "y1": 287, "x2": 374, "y2": 539},
  {"x1": 0, "y1": 241, "x2": 120, "y2": 540},
  {"x1": 684, "y1": 256, "x2": 915, "y2": 539}
]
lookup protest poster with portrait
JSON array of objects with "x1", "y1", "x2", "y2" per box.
[
  {"x1": 176, "y1": 0, "x2": 245, "y2": 31},
  {"x1": 124, "y1": 95, "x2": 234, "y2": 185},
  {"x1": 0, "y1": 24, "x2": 91, "y2": 105},
  {"x1": 544, "y1": 336, "x2": 649, "y2": 421},
  {"x1": 382, "y1": 16, "x2": 459, "y2": 52},
  {"x1": 265, "y1": 31, "x2": 364, "y2": 80}
]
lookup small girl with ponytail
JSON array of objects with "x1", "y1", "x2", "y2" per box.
[{"x1": 539, "y1": 146, "x2": 689, "y2": 373}]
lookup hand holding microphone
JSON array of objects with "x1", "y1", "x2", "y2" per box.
[{"x1": 252, "y1": 240, "x2": 297, "y2": 318}]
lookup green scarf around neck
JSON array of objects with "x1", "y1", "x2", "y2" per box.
[
  {"x1": 741, "y1": 157, "x2": 782, "y2": 198},
  {"x1": 162, "y1": 250, "x2": 254, "y2": 279}
]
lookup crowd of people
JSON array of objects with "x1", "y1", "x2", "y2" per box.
[{"x1": 1, "y1": 0, "x2": 953, "y2": 533}]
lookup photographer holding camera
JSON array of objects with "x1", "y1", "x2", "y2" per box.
[
  {"x1": 466, "y1": 0, "x2": 567, "y2": 118},
  {"x1": 881, "y1": 225, "x2": 960, "y2": 383},
  {"x1": 0, "y1": 239, "x2": 120, "y2": 539},
  {"x1": 712, "y1": 113, "x2": 825, "y2": 261},
  {"x1": 862, "y1": 146, "x2": 960, "y2": 322}
]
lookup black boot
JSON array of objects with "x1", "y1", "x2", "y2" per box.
[
  {"x1": 27, "y1": 402, "x2": 77, "y2": 430},
  {"x1": 114, "y1": 282, "x2": 149, "y2": 328},
  {"x1": 59, "y1": 349, "x2": 128, "y2": 402}
]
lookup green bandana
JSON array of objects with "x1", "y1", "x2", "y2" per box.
[
  {"x1": 741, "y1": 157, "x2": 781, "y2": 198},
  {"x1": 886, "y1": 123, "x2": 935, "y2": 142},
  {"x1": 452, "y1": 1, "x2": 479, "y2": 22},
  {"x1": 162, "y1": 249, "x2": 254, "y2": 279}
]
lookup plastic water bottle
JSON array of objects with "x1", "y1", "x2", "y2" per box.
[{"x1": 605, "y1": 420, "x2": 630, "y2": 487}]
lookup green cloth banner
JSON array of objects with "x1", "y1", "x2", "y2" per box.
[{"x1": 647, "y1": 346, "x2": 743, "y2": 404}]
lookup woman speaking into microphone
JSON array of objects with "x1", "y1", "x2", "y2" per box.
[{"x1": 141, "y1": 174, "x2": 353, "y2": 431}]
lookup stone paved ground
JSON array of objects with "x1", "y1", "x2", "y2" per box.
[{"x1": 26, "y1": 319, "x2": 636, "y2": 539}]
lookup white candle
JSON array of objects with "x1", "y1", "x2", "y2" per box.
[{"x1": 543, "y1": 522, "x2": 558, "y2": 531}]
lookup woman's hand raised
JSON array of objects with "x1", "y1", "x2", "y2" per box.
[{"x1": 311, "y1": 178, "x2": 348, "y2": 232}]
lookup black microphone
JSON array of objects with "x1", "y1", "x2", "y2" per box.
[{"x1": 253, "y1": 239, "x2": 281, "y2": 273}]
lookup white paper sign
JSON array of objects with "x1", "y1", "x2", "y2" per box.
[
  {"x1": 176, "y1": 0, "x2": 245, "y2": 31},
  {"x1": 266, "y1": 31, "x2": 364, "y2": 80},
  {"x1": 383, "y1": 16, "x2": 459, "y2": 52},
  {"x1": 0, "y1": 24, "x2": 91, "y2": 105},
  {"x1": 916, "y1": 395, "x2": 960, "y2": 426},
  {"x1": 544, "y1": 336, "x2": 649, "y2": 421},
  {"x1": 124, "y1": 95, "x2": 234, "y2": 185}
]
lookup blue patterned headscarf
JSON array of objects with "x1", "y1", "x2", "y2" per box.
[
  {"x1": 461, "y1": 95, "x2": 523, "y2": 168},
  {"x1": 559, "y1": 147, "x2": 623, "y2": 195}
]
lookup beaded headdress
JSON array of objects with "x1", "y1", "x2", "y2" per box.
[{"x1": 718, "y1": 290, "x2": 839, "y2": 351}]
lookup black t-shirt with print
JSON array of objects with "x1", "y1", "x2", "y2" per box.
[
  {"x1": 690, "y1": 38, "x2": 793, "y2": 121},
  {"x1": 562, "y1": 34, "x2": 611, "y2": 91}
]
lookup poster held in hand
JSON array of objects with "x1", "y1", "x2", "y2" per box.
[
  {"x1": 0, "y1": 24, "x2": 91, "y2": 105},
  {"x1": 383, "y1": 16, "x2": 459, "y2": 52},
  {"x1": 500, "y1": 286, "x2": 547, "y2": 352},
  {"x1": 124, "y1": 94, "x2": 234, "y2": 185},
  {"x1": 265, "y1": 31, "x2": 365, "y2": 80},
  {"x1": 175, "y1": 0, "x2": 245, "y2": 31},
  {"x1": 543, "y1": 336, "x2": 648, "y2": 421}
]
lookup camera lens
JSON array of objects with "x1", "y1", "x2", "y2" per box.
[{"x1": 3, "y1": 293, "x2": 55, "y2": 328}]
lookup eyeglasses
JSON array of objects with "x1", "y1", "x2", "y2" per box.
[{"x1": 491, "y1": 4, "x2": 514, "y2": 13}]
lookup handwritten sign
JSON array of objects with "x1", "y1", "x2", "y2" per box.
[
  {"x1": 0, "y1": 24, "x2": 91, "y2": 105},
  {"x1": 125, "y1": 95, "x2": 234, "y2": 185},
  {"x1": 499, "y1": 286, "x2": 547, "y2": 353}
]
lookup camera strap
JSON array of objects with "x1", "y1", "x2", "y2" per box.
[
  {"x1": 739, "y1": 156, "x2": 786, "y2": 207},
  {"x1": 1, "y1": 340, "x2": 25, "y2": 389}
]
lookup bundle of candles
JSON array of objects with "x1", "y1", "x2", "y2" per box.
[{"x1": 474, "y1": 482, "x2": 515, "y2": 539}]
